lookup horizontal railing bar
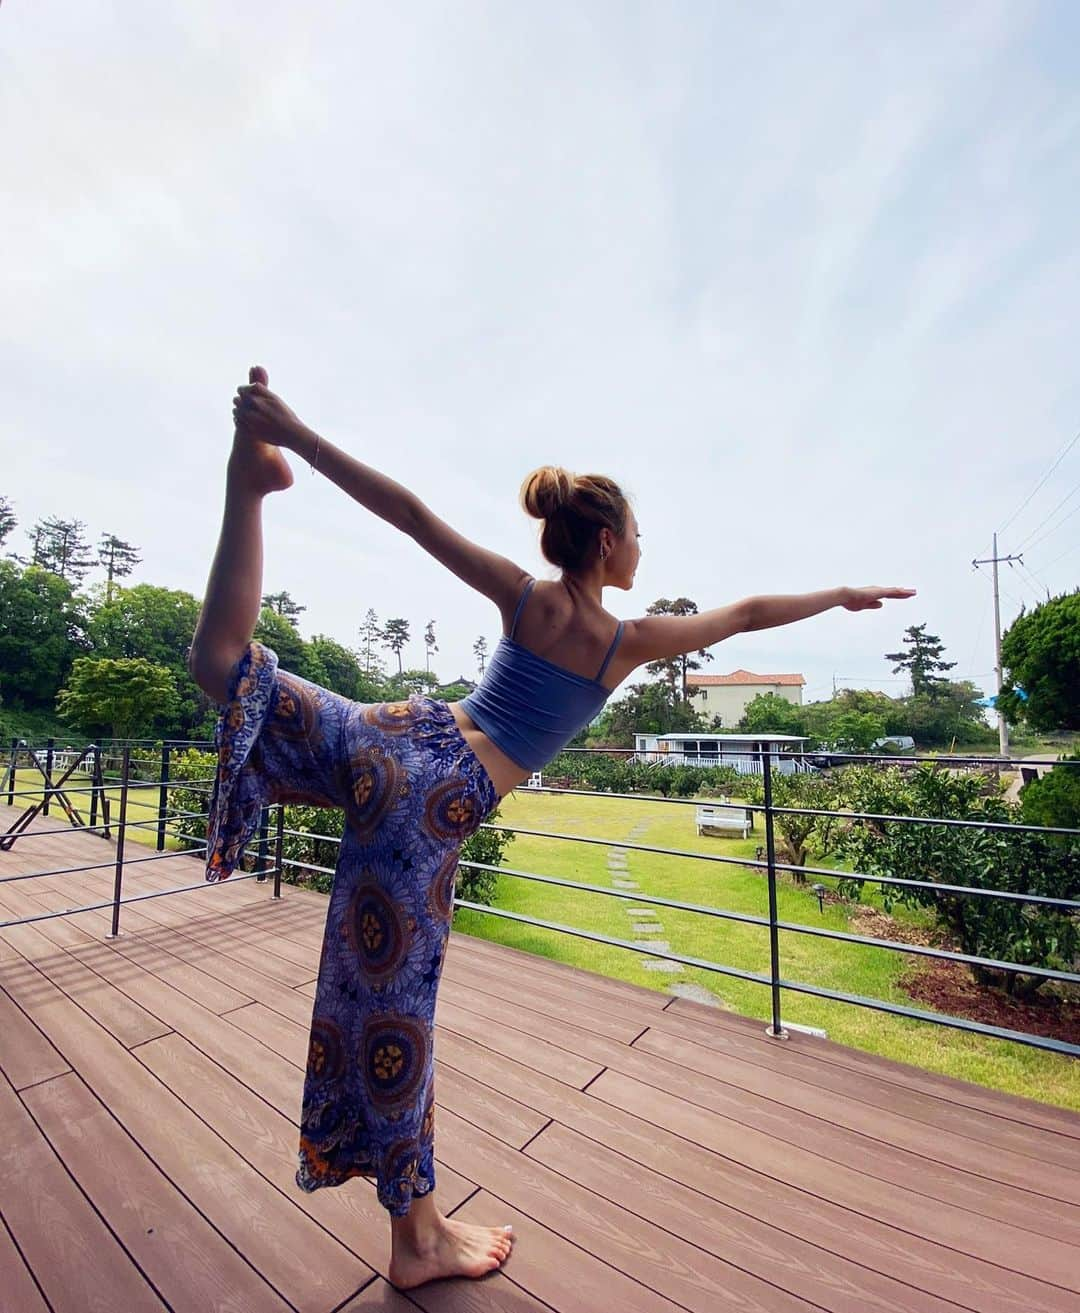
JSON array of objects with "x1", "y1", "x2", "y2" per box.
[
  {"x1": 449, "y1": 898, "x2": 1080, "y2": 1056},
  {"x1": 777, "y1": 978, "x2": 1080, "y2": 1057},
  {"x1": 451, "y1": 899, "x2": 776, "y2": 987},
  {"x1": 499, "y1": 784, "x2": 1080, "y2": 837},
  {"x1": 0, "y1": 812, "x2": 209, "y2": 841},
  {"x1": 0, "y1": 847, "x2": 209, "y2": 885},
  {"x1": 771, "y1": 859, "x2": 1080, "y2": 910},
  {"x1": 755, "y1": 803, "x2": 1080, "y2": 837},
  {"x1": 0, "y1": 867, "x2": 275, "y2": 930},
  {"x1": 458, "y1": 859, "x2": 1080, "y2": 983}
]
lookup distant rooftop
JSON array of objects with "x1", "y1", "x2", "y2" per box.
[
  {"x1": 645, "y1": 732, "x2": 809, "y2": 743},
  {"x1": 688, "y1": 669, "x2": 805, "y2": 687}
]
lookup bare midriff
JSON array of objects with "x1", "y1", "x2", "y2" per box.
[{"x1": 446, "y1": 702, "x2": 532, "y2": 801}]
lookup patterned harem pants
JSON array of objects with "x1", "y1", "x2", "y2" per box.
[{"x1": 204, "y1": 640, "x2": 500, "y2": 1215}]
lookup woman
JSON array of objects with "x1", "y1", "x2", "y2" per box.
[{"x1": 188, "y1": 366, "x2": 914, "y2": 1291}]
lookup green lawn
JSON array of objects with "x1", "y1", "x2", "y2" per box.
[
  {"x1": 454, "y1": 789, "x2": 1080, "y2": 1112},
  {"x1": 5, "y1": 775, "x2": 1077, "y2": 1110}
]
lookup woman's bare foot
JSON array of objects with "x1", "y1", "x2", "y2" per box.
[
  {"x1": 388, "y1": 1214, "x2": 515, "y2": 1290},
  {"x1": 228, "y1": 366, "x2": 294, "y2": 495}
]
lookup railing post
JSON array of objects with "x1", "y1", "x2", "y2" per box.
[
  {"x1": 274, "y1": 804, "x2": 284, "y2": 899},
  {"x1": 88, "y1": 743, "x2": 99, "y2": 830},
  {"x1": 6, "y1": 737, "x2": 17, "y2": 807},
  {"x1": 107, "y1": 744, "x2": 131, "y2": 939},
  {"x1": 156, "y1": 741, "x2": 171, "y2": 852},
  {"x1": 43, "y1": 737, "x2": 55, "y2": 816},
  {"x1": 256, "y1": 805, "x2": 269, "y2": 882},
  {"x1": 761, "y1": 749, "x2": 788, "y2": 1040}
]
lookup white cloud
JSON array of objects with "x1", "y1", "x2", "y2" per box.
[{"x1": 2, "y1": 0, "x2": 1078, "y2": 707}]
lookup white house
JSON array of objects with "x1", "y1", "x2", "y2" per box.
[
  {"x1": 633, "y1": 732, "x2": 812, "y2": 775},
  {"x1": 686, "y1": 669, "x2": 805, "y2": 726}
]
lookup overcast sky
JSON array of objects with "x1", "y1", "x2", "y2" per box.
[{"x1": 3, "y1": 1, "x2": 1079, "y2": 704}]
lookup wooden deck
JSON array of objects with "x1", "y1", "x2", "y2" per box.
[{"x1": 1, "y1": 811, "x2": 1078, "y2": 1313}]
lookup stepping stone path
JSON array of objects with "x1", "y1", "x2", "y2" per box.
[{"x1": 606, "y1": 826, "x2": 724, "y2": 1000}]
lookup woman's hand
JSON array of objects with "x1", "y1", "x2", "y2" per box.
[
  {"x1": 842, "y1": 585, "x2": 917, "y2": 611},
  {"x1": 233, "y1": 365, "x2": 308, "y2": 450}
]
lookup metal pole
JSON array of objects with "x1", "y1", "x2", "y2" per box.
[
  {"x1": 88, "y1": 744, "x2": 99, "y2": 830},
  {"x1": 6, "y1": 738, "x2": 16, "y2": 807},
  {"x1": 43, "y1": 738, "x2": 54, "y2": 816},
  {"x1": 991, "y1": 532, "x2": 1009, "y2": 757},
  {"x1": 762, "y1": 750, "x2": 787, "y2": 1040},
  {"x1": 274, "y1": 804, "x2": 284, "y2": 899},
  {"x1": 107, "y1": 745, "x2": 131, "y2": 939},
  {"x1": 156, "y1": 741, "x2": 171, "y2": 852},
  {"x1": 255, "y1": 806, "x2": 269, "y2": 882}
]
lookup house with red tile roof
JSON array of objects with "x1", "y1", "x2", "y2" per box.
[{"x1": 686, "y1": 669, "x2": 805, "y2": 727}]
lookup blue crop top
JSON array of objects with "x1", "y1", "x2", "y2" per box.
[{"x1": 459, "y1": 578, "x2": 624, "y2": 772}]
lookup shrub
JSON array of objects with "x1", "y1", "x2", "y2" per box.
[{"x1": 834, "y1": 764, "x2": 1080, "y2": 998}]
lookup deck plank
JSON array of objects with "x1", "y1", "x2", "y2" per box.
[{"x1": 1, "y1": 809, "x2": 1078, "y2": 1313}]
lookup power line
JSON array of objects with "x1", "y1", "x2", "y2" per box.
[
  {"x1": 1037, "y1": 539, "x2": 1080, "y2": 573},
  {"x1": 1022, "y1": 499, "x2": 1080, "y2": 555},
  {"x1": 1013, "y1": 479, "x2": 1080, "y2": 551},
  {"x1": 998, "y1": 426, "x2": 1080, "y2": 537}
]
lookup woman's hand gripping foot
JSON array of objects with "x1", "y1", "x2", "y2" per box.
[{"x1": 229, "y1": 365, "x2": 296, "y2": 496}]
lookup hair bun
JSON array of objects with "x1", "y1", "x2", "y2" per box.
[{"x1": 520, "y1": 465, "x2": 575, "y2": 520}]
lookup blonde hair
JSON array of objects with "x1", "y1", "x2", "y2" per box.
[{"x1": 519, "y1": 465, "x2": 629, "y2": 571}]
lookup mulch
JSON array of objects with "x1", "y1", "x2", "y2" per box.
[{"x1": 849, "y1": 906, "x2": 1080, "y2": 1046}]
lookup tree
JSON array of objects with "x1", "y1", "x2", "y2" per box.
[
  {"x1": 473, "y1": 635, "x2": 489, "y2": 678},
  {"x1": 0, "y1": 496, "x2": 16, "y2": 551},
  {"x1": 261, "y1": 590, "x2": 306, "y2": 624},
  {"x1": 739, "y1": 692, "x2": 807, "y2": 737},
  {"x1": 998, "y1": 591, "x2": 1080, "y2": 731},
  {"x1": 86, "y1": 583, "x2": 206, "y2": 735},
  {"x1": 0, "y1": 562, "x2": 86, "y2": 706},
  {"x1": 254, "y1": 607, "x2": 308, "y2": 673},
  {"x1": 424, "y1": 619, "x2": 438, "y2": 673},
  {"x1": 885, "y1": 624, "x2": 956, "y2": 698},
  {"x1": 307, "y1": 635, "x2": 384, "y2": 702},
  {"x1": 30, "y1": 516, "x2": 96, "y2": 586},
  {"x1": 358, "y1": 608, "x2": 384, "y2": 677},
  {"x1": 589, "y1": 678, "x2": 709, "y2": 747},
  {"x1": 382, "y1": 618, "x2": 410, "y2": 676},
  {"x1": 835, "y1": 765, "x2": 1080, "y2": 999},
  {"x1": 57, "y1": 656, "x2": 179, "y2": 740},
  {"x1": 1020, "y1": 752, "x2": 1080, "y2": 830},
  {"x1": 98, "y1": 534, "x2": 141, "y2": 603},
  {"x1": 643, "y1": 597, "x2": 714, "y2": 704}
]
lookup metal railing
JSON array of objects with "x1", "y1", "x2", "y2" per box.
[{"x1": 1, "y1": 735, "x2": 1077, "y2": 1058}]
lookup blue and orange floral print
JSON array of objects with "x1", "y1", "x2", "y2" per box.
[{"x1": 205, "y1": 641, "x2": 499, "y2": 1214}]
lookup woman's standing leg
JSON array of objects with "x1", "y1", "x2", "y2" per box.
[{"x1": 188, "y1": 366, "x2": 293, "y2": 705}]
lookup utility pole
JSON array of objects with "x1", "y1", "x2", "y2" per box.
[{"x1": 972, "y1": 532, "x2": 1023, "y2": 757}]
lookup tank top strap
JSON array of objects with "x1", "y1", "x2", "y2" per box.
[
  {"x1": 508, "y1": 577, "x2": 536, "y2": 640},
  {"x1": 594, "y1": 620, "x2": 624, "y2": 682}
]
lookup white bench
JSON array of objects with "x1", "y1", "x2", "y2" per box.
[
  {"x1": 526, "y1": 771, "x2": 543, "y2": 789},
  {"x1": 695, "y1": 803, "x2": 750, "y2": 839}
]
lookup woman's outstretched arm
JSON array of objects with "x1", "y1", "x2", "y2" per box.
[
  {"x1": 625, "y1": 585, "x2": 916, "y2": 665},
  {"x1": 232, "y1": 373, "x2": 528, "y2": 612}
]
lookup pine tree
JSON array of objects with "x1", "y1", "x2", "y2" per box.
[
  {"x1": 473, "y1": 634, "x2": 489, "y2": 677},
  {"x1": 261, "y1": 590, "x2": 306, "y2": 626},
  {"x1": 0, "y1": 496, "x2": 16, "y2": 551},
  {"x1": 30, "y1": 516, "x2": 95, "y2": 585},
  {"x1": 358, "y1": 608, "x2": 384, "y2": 677},
  {"x1": 643, "y1": 596, "x2": 714, "y2": 704},
  {"x1": 382, "y1": 618, "x2": 410, "y2": 675},
  {"x1": 424, "y1": 619, "x2": 439, "y2": 673},
  {"x1": 98, "y1": 533, "x2": 142, "y2": 603},
  {"x1": 885, "y1": 623, "x2": 956, "y2": 698}
]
